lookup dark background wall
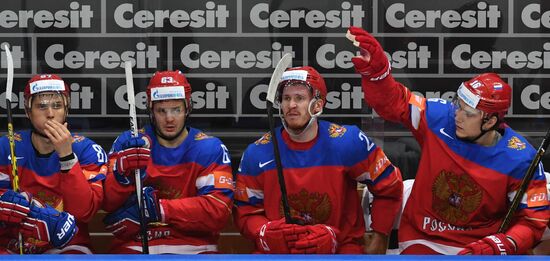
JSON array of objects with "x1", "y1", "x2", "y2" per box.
[{"x1": 1, "y1": 0, "x2": 550, "y2": 180}]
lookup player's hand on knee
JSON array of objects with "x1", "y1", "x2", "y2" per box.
[
  {"x1": 346, "y1": 26, "x2": 391, "y2": 81},
  {"x1": 458, "y1": 233, "x2": 517, "y2": 255},
  {"x1": 20, "y1": 199, "x2": 77, "y2": 248},
  {"x1": 112, "y1": 133, "x2": 151, "y2": 185},
  {"x1": 256, "y1": 217, "x2": 308, "y2": 254},
  {"x1": 0, "y1": 189, "x2": 31, "y2": 224},
  {"x1": 290, "y1": 224, "x2": 339, "y2": 254},
  {"x1": 103, "y1": 186, "x2": 161, "y2": 240}
]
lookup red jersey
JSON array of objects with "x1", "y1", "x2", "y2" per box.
[
  {"x1": 0, "y1": 130, "x2": 107, "y2": 254},
  {"x1": 103, "y1": 126, "x2": 234, "y2": 254},
  {"x1": 361, "y1": 75, "x2": 550, "y2": 254},
  {"x1": 234, "y1": 121, "x2": 403, "y2": 254}
]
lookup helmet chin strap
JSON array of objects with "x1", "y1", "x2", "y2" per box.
[{"x1": 279, "y1": 98, "x2": 322, "y2": 139}]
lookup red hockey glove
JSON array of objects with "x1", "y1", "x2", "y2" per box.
[
  {"x1": 458, "y1": 233, "x2": 517, "y2": 255},
  {"x1": 290, "y1": 224, "x2": 339, "y2": 254},
  {"x1": 0, "y1": 190, "x2": 31, "y2": 224},
  {"x1": 256, "y1": 218, "x2": 308, "y2": 254},
  {"x1": 346, "y1": 26, "x2": 391, "y2": 81},
  {"x1": 112, "y1": 134, "x2": 151, "y2": 185}
]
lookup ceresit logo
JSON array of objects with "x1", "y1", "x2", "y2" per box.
[
  {"x1": 1, "y1": 43, "x2": 25, "y2": 69},
  {"x1": 0, "y1": 81, "x2": 94, "y2": 111},
  {"x1": 0, "y1": 2, "x2": 93, "y2": 29},
  {"x1": 451, "y1": 42, "x2": 550, "y2": 70},
  {"x1": 30, "y1": 79, "x2": 66, "y2": 94},
  {"x1": 248, "y1": 81, "x2": 363, "y2": 111},
  {"x1": 150, "y1": 86, "x2": 185, "y2": 101},
  {"x1": 411, "y1": 90, "x2": 456, "y2": 101},
  {"x1": 520, "y1": 84, "x2": 550, "y2": 110},
  {"x1": 316, "y1": 42, "x2": 431, "y2": 69},
  {"x1": 114, "y1": 82, "x2": 230, "y2": 111},
  {"x1": 44, "y1": 42, "x2": 159, "y2": 69},
  {"x1": 385, "y1": 2, "x2": 501, "y2": 29},
  {"x1": 521, "y1": 3, "x2": 550, "y2": 29},
  {"x1": 113, "y1": 1, "x2": 229, "y2": 29},
  {"x1": 180, "y1": 41, "x2": 294, "y2": 69},
  {"x1": 249, "y1": 2, "x2": 364, "y2": 28}
]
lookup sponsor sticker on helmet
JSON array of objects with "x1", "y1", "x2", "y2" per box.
[
  {"x1": 281, "y1": 70, "x2": 308, "y2": 82},
  {"x1": 457, "y1": 83, "x2": 480, "y2": 109},
  {"x1": 150, "y1": 86, "x2": 185, "y2": 101},
  {"x1": 30, "y1": 79, "x2": 65, "y2": 94}
]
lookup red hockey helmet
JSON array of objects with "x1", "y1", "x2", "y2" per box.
[
  {"x1": 276, "y1": 66, "x2": 327, "y2": 104},
  {"x1": 24, "y1": 74, "x2": 70, "y2": 109},
  {"x1": 456, "y1": 73, "x2": 511, "y2": 120},
  {"x1": 146, "y1": 70, "x2": 192, "y2": 110}
]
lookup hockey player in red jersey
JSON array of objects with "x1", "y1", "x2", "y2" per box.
[
  {"x1": 0, "y1": 74, "x2": 107, "y2": 254},
  {"x1": 347, "y1": 26, "x2": 550, "y2": 255},
  {"x1": 102, "y1": 70, "x2": 234, "y2": 254},
  {"x1": 234, "y1": 66, "x2": 403, "y2": 254}
]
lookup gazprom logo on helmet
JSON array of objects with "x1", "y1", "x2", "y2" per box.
[
  {"x1": 281, "y1": 70, "x2": 308, "y2": 82},
  {"x1": 151, "y1": 86, "x2": 186, "y2": 101},
  {"x1": 457, "y1": 83, "x2": 480, "y2": 109},
  {"x1": 30, "y1": 79, "x2": 66, "y2": 95}
]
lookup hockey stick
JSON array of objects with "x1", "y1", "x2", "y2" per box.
[
  {"x1": 4, "y1": 44, "x2": 23, "y2": 255},
  {"x1": 265, "y1": 53, "x2": 297, "y2": 224},
  {"x1": 498, "y1": 128, "x2": 550, "y2": 233},
  {"x1": 124, "y1": 61, "x2": 149, "y2": 254}
]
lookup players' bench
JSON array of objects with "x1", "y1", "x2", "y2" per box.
[
  {"x1": 88, "y1": 210, "x2": 255, "y2": 254},
  {"x1": 89, "y1": 211, "x2": 253, "y2": 254},
  {"x1": 88, "y1": 188, "x2": 367, "y2": 254}
]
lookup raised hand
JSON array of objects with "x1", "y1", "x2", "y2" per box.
[
  {"x1": 346, "y1": 26, "x2": 391, "y2": 81},
  {"x1": 43, "y1": 120, "x2": 73, "y2": 158}
]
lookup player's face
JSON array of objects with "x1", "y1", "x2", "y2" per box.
[
  {"x1": 27, "y1": 92, "x2": 67, "y2": 135},
  {"x1": 454, "y1": 98, "x2": 484, "y2": 139},
  {"x1": 280, "y1": 84, "x2": 314, "y2": 131},
  {"x1": 152, "y1": 99, "x2": 187, "y2": 139}
]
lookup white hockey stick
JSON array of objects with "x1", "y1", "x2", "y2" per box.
[
  {"x1": 4, "y1": 43, "x2": 23, "y2": 255},
  {"x1": 265, "y1": 53, "x2": 297, "y2": 224},
  {"x1": 124, "y1": 61, "x2": 149, "y2": 254}
]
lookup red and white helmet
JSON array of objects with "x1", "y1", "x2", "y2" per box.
[
  {"x1": 456, "y1": 73, "x2": 511, "y2": 120},
  {"x1": 276, "y1": 66, "x2": 327, "y2": 105},
  {"x1": 24, "y1": 74, "x2": 69, "y2": 109},
  {"x1": 146, "y1": 70, "x2": 192, "y2": 110}
]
